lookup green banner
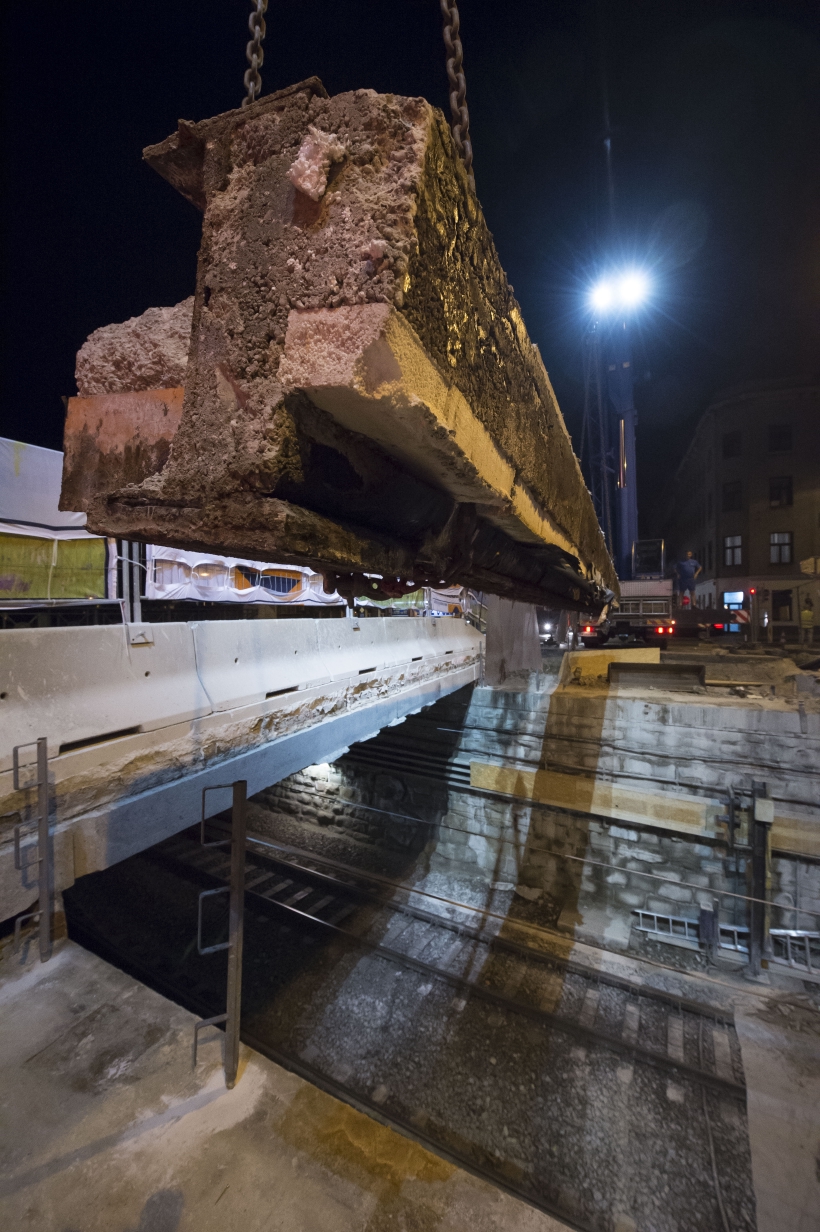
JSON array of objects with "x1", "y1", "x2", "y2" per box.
[{"x1": 0, "y1": 533, "x2": 106, "y2": 600}]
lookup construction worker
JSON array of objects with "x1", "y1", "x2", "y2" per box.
[
  {"x1": 675, "y1": 550, "x2": 702, "y2": 608},
  {"x1": 800, "y1": 596, "x2": 815, "y2": 646}
]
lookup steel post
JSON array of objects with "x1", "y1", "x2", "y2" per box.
[
  {"x1": 12, "y1": 738, "x2": 51, "y2": 962},
  {"x1": 36, "y1": 737, "x2": 51, "y2": 963},
  {"x1": 224, "y1": 780, "x2": 247, "y2": 1088},
  {"x1": 748, "y1": 782, "x2": 773, "y2": 978}
]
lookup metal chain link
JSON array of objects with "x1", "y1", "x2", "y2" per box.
[
  {"x1": 440, "y1": 1, "x2": 475, "y2": 191},
  {"x1": 242, "y1": 0, "x2": 268, "y2": 107}
]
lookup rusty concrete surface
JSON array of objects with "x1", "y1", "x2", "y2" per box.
[
  {"x1": 67, "y1": 78, "x2": 615, "y2": 612},
  {"x1": 61, "y1": 387, "x2": 184, "y2": 513}
]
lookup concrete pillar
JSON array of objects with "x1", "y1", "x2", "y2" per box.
[{"x1": 483, "y1": 595, "x2": 541, "y2": 685}]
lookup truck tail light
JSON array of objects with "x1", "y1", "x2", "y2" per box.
[
  {"x1": 666, "y1": 626, "x2": 673, "y2": 634},
  {"x1": 584, "y1": 625, "x2": 592, "y2": 633},
  {"x1": 656, "y1": 626, "x2": 664, "y2": 634}
]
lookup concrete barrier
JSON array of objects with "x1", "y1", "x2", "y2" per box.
[
  {"x1": 0, "y1": 616, "x2": 481, "y2": 922},
  {"x1": 0, "y1": 622, "x2": 210, "y2": 774}
]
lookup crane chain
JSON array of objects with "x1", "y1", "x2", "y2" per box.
[
  {"x1": 440, "y1": 1, "x2": 475, "y2": 191},
  {"x1": 242, "y1": 0, "x2": 268, "y2": 107}
]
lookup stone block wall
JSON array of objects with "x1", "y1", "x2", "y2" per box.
[{"x1": 250, "y1": 678, "x2": 820, "y2": 959}]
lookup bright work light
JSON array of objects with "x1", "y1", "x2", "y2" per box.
[
  {"x1": 618, "y1": 270, "x2": 648, "y2": 307},
  {"x1": 590, "y1": 281, "x2": 614, "y2": 312},
  {"x1": 589, "y1": 269, "x2": 650, "y2": 314}
]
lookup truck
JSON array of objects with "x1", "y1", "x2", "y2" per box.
[
  {"x1": 580, "y1": 539, "x2": 677, "y2": 647},
  {"x1": 580, "y1": 577, "x2": 676, "y2": 646}
]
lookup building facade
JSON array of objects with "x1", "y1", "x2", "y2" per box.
[{"x1": 665, "y1": 380, "x2": 820, "y2": 640}]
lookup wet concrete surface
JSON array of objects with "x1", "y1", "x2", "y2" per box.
[
  {"x1": 53, "y1": 845, "x2": 785, "y2": 1231},
  {"x1": 0, "y1": 939, "x2": 571, "y2": 1232}
]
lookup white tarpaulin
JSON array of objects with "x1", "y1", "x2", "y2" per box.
[
  {"x1": 145, "y1": 545, "x2": 344, "y2": 606},
  {"x1": 0, "y1": 436, "x2": 93, "y2": 540}
]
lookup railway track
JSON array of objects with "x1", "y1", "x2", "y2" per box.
[
  {"x1": 151, "y1": 825, "x2": 746, "y2": 1100},
  {"x1": 65, "y1": 823, "x2": 753, "y2": 1232}
]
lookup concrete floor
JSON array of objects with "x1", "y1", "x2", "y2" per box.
[
  {"x1": 735, "y1": 999, "x2": 820, "y2": 1232},
  {"x1": 2, "y1": 936, "x2": 820, "y2": 1232},
  {"x1": 0, "y1": 939, "x2": 570, "y2": 1232}
]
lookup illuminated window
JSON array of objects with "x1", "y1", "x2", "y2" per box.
[
  {"x1": 260, "y1": 570, "x2": 303, "y2": 595},
  {"x1": 231, "y1": 565, "x2": 261, "y2": 590},
  {"x1": 192, "y1": 562, "x2": 228, "y2": 590},
  {"x1": 724, "y1": 535, "x2": 741, "y2": 566},
  {"x1": 770, "y1": 531, "x2": 792, "y2": 564}
]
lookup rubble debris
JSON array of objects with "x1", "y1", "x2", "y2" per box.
[{"x1": 62, "y1": 78, "x2": 616, "y2": 611}]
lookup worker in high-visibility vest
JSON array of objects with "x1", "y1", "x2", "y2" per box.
[{"x1": 800, "y1": 597, "x2": 816, "y2": 646}]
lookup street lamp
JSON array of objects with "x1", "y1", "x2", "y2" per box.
[{"x1": 584, "y1": 268, "x2": 650, "y2": 578}]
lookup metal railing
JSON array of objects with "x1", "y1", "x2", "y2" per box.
[{"x1": 770, "y1": 929, "x2": 820, "y2": 974}]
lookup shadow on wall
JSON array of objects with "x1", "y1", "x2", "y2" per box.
[{"x1": 246, "y1": 666, "x2": 611, "y2": 1011}]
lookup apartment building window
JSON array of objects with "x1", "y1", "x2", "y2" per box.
[
  {"x1": 770, "y1": 531, "x2": 793, "y2": 564},
  {"x1": 768, "y1": 424, "x2": 793, "y2": 452},
  {"x1": 769, "y1": 476, "x2": 793, "y2": 507},
  {"x1": 722, "y1": 431, "x2": 741, "y2": 459},
  {"x1": 772, "y1": 589, "x2": 792, "y2": 621},
  {"x1": 722, "y1": 480, "x2": 742, "y2": 512},
  {"x1": 724, "y1": 535, "x2": 742, "y2": 566}
]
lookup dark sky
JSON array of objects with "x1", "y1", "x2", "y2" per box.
[{"x1": 3, "y1": 1, "x2": 819, "y2": 533}]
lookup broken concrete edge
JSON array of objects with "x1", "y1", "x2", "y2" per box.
[
  {"x1": 85, "y1": 491, "x2": 606, "y2": 611},
  {"x1": 142, "y1": 77, "x2": 330, "y2": 210},
  {"x1": 67, "y1": 316, "x2": 613, "y2": 605},
  {"x1": 74, "y1": 300, "x2": 193, "y2": 398}
]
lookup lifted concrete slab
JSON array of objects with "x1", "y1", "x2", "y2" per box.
[
  {"x1": 63, "y1": 78, "x2": 615, "y2": 612},
  {"x1": 0, "y1": 940, "x2": 570, "y2": 1232}
]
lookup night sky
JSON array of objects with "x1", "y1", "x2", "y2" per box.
[{"x1": 3, "y1": 1, "x2": 819, "y2": 534}]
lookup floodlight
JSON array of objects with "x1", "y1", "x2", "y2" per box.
[
  {"x1": 590, "y1": 281, "x2": 614, "y2": 312},
  {"x1": 618, "y1": 270, "x2": 649, "y2": 307}
]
